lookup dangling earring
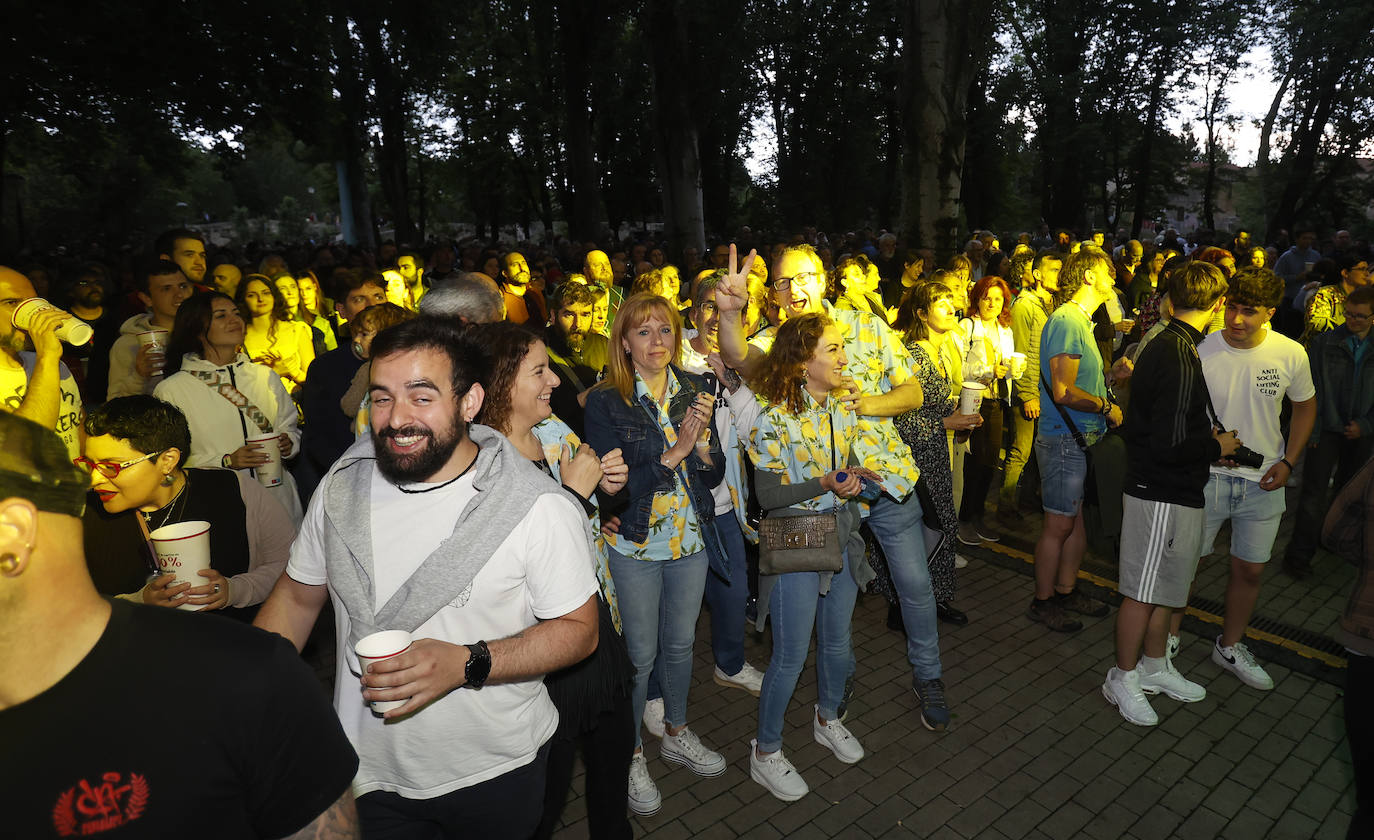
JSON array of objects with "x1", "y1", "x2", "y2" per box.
[{"x1": 161, "y1": 472, "x2": 175, "y2": 487}]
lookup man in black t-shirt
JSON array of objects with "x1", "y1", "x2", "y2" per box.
[{"x1": 0, "y1": 412, "x2": 360, "y2": 839}]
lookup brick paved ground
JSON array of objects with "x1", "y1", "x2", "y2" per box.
[{"x1": 550, "y1": 556, "x2": 1357, "y2": 839}]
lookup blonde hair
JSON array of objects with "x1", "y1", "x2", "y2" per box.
[{"x1": 598, "y1": 292, "x2": 684, "y2": 403}]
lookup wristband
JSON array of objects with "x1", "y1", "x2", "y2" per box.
[
  {"x1": 222, "y1": 453, "x2": 233, "y2": 468},
  {"x1": 1099, "y1": 398, "x2": 1112, "y2": 416},
  {"x1": 1280, "y1": 457, "x2": 1294, "y2": 471}
]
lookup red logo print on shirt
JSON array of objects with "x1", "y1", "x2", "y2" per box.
[{"x1": 51, "y1": 772, "x2": 149, "y2": 836}]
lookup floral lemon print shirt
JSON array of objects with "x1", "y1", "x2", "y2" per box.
[
  {"x1": 533, "y1": 413, "x2": 622, "y2": 632},
  {"x1": 752, "y1": 302, "x2": 921, "y2": 499},
  {"x1": 603, "y1": 369, "x2": 706, "y2": 562},
  {"x1": 750, "y1": 388, "x2": 855, "y2": 511}
]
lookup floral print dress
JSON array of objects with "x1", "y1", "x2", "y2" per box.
[{"x1": 892, "y1": 341, "x2": 959, "y2": 605}]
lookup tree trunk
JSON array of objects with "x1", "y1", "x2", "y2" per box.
[
  {"x1": 1129, "y1": 66, "x2": 1167, "y2": 240},
  {"x1": 897, "y1": 0, "x2": 991, "y2": 261},
  {"x1": 1269, "y1": 63, "x2": 1338, "y2": 239},
  {"x1": 331, "y1": 13, "x2": 374, "y2": 249},
  {"x1": 555, "y1": 0, "x2": 606, "y2": 242},
  {"x1": 646, "y1": 0, "x2": 706, "y2": 257}
]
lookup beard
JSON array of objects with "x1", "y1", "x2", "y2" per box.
[
  {"x1": 372, "y1": 416, "x2": 466, "y2": 485},
  {"x1": 564, "y1": 329, "x2": 586, "y2": 353}
]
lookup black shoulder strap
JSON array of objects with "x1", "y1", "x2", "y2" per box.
[{"x1": 1041, "y1": 373, "x2": 1091, "y2": 453}]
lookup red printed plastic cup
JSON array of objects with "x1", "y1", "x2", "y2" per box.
[
  {"x1": 355, "y1": 630, "x2": 414, "y2": 714},
  {"x1": 149, "y1": 520, "x2": 212, "y2": 612},
  {"x1": 959, "y1": 381, "x2": 986, "y2": 415},
  {"x1": 246, "y1": 432, "x2": 282, "y2": 487}
]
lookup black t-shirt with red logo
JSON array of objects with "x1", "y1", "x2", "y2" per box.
[{"x1": 1, "y1": 599, "x2": 358, "y2": 838}]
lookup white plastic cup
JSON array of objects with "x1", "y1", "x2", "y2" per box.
[
  {"x1": 1008, "y1": 352, "x2": 1027, "y2": 379},
  {"x1": 246, "y1": 432, "x2": 282, "y2": 487},
  {"x1": 355, "y1": 630, "x2": 414, "y2": 714},
  {"x1": 11, "y1": 298, "x2": 94, "y2": 346},
  {"x1": 959, "y1": 381, "x2": 986, "y2": 415},
  {"x1": 149, "y1": 520, "x2": 212, "y2": 612},
  {"x1": 137, "y1": 329, "x2": 170, "y2": 376}
]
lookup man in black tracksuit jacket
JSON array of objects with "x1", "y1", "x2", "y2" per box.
[{"x1": 1102, "y1": 262, "x2": 1241, "y2": 727}]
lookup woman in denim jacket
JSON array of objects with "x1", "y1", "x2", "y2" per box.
[{"x1": 584, "y1": 293, "x2": 727, "y2": 816}]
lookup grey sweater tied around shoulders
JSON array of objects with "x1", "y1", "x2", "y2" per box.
[{"x1": 322, "y1": 423, "x2": 563, "y2": 661}]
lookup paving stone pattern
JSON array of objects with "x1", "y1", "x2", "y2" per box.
[{"x1": 549, "y1": 558, "x2": 1357, "y2": 840}]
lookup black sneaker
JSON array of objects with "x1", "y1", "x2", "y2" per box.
[
  {"x1": 1027, "y1": 597, "x2": 1082, "y2": 632},
  {"x1": 1056, "y1": 588, "x2": 1109, "y2": 617},
  {"x1": 913, "y1": 677, "x2": 950, "y2": 731}
]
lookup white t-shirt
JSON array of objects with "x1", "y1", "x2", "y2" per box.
[
  {"x1": 1199, "y1": 330, "x2": 1316, "y2": 482},
  {"x1": 287, "y1": 465, "x2": 598, "y2": 799}
]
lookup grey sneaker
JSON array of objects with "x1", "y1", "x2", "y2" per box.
[
  {"x1": 1138, "y1": 658, "x2": 1206, "y2": 702},
  {"x1": 1056, "y1": 588, "x2": 1109, "y2": 617},
  {"x1": 660, "y1": 726, "x2": 727, "y2": 777},
  {"x1": 627, "y1": 752, "x2": 661, "y2": 816},
  {"x1": 913, "y1": 677, "x2": 950, "y2": 731}
]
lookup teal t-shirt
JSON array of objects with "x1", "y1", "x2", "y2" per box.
[{"x1": 1036, "y1": 303, "x2": 1108, "y2": 441}]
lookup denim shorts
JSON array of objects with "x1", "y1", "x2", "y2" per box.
[
  {"x1": 1035, "y1": 433, "x2": 1089, "y2": 517},
  {"x1": 1200, "y1": 473, "x2": 1287, "y2": 563}
]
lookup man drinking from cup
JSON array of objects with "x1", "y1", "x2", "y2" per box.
[
  {"x1": 0, "y1": 265, "x2": 83, "y2": 459},
  {"x1": 255, "y1": 317, "x2": 600, "y2": 838}
]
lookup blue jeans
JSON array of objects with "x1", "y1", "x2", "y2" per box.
[
  {"x1": 607, "y1": 546, "x2": 709, "y2": 749},
  {"x1": 756, "y1": 549, "x2": 860, "y2": 753},
  {"x1": 866, "y1": 492, "x2": 942, "y2": 680},
  {"x1": 1035, "y1": 433, "x2": 1089, "y2": 517},
  {"x1": 645, "y1": 515, "x2": 749, "y2": 704}
]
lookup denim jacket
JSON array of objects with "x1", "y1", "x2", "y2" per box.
[{"x1": 584, "y1": 365, "x2": 729, "y2": 578}]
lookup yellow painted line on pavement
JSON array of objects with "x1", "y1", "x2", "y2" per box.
[{"x1": 978, "y1": 540, "x2": 1347, "y2": 669}]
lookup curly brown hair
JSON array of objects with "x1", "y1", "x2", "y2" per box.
[
  {"x1": 749, "y1": 312, "x2": 833, "y2": 415},
  {"x1": 470, "y1": 321, "x2": 545, "y2": 434}
]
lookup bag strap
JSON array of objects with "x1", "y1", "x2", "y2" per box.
[{"x1": 1040, "y1": 373, "x2": 1091, "y2": 453}]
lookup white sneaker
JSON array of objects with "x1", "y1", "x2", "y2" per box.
[
  {"x1": 750, "y1": 740, "x2": 809, "y2": 802},
  {"x1": 660, "y1": 726, "x2": 727, "y2": 777},
  {"x1": 954, "y1": 554, "x2": 970, "y2": 569},
  {"x1": 1166, "y1": 633, "x2": 1181, "y2": 662},
  {"x1": 642, "y1": 697, "x2": 665, "y2": 739},
  {"x1": 627, "y1": 752, "x2": 661, "y2": 816},
  {"x1": 714, "y1": 663, "x2": 765, "y2": 696},
  {"x1": 1212, "y1": 636, "x2": 1276, "y2": 690},
  {"x1": 1102, "y1": 667, "x2": 1159, "y2": 726},
  {"x1": 1138, "y1": 658, "x2": 1206, "y2": 702},
  {"x1": 812, "y1": 706, "x2": 864, "y2": 764}
]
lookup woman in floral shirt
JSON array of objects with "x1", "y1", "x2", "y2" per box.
[
  {"x1": 583, "y1": 293, "x2": 727, "y2": 817},
  {"x1": 745, "y1": 312, "x2": 876, "y2": 802}
]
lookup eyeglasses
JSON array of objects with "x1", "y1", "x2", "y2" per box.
[
  {"x1": 1344, "y1": 309, "x2": 1372, "y2": 322},
  {"x1": 774, "y1": 271, "x2": 824, "y2": 292},
  {"x1": 73, "y1": 450, "x2": 162, "y2": 479}
]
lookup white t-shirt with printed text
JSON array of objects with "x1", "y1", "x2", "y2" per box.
[{"x1": 1199, "y1": 330, "x2": 1315, "y2": 483}]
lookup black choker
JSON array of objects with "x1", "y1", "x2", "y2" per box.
[{"x1": 394, "y1": 452, "x2": 478, "y2": 494}]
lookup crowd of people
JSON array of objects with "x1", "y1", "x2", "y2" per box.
[{"x1": 1, "y1": 219, "x2": 1371, "y2": 838}]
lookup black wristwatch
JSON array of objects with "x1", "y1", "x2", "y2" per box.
[{"x1": 463, "y1": 640, "x2": 491, "y2": 690}]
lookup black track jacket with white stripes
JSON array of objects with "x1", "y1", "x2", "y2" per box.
[{"x1": 1122, "y1": 318, "x2": 1223, "y2": 508}]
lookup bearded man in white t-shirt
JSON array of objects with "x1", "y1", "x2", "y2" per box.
[
  {"x1": 256, "y1": 316, "x2": 599, "y2": 838},
  {"x1": 1167, "y1": 267, "x2": 1316, "y2": 692}
]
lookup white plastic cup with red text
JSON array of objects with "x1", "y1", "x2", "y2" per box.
[
  {"x1": 354, "y1": 630, "x2": 414, "y2": 715},
  {"x1": 959, "y1": 381, "x2": 986, "y2": 416},
  {"x1": 148, "y1": 520, "x2": 212, "y2": 612},
  {"x1": 246, "y1": 432, "x2": 283, "y2": 487},
  {"x1": 11, "y1": 298, "x2": 94, "y2": 346}
]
